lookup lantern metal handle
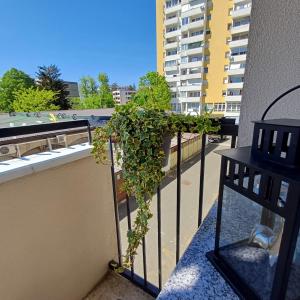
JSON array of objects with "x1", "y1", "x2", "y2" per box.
[{"x1": 261, "y1": 85, "x2": 300, "y2": 121}]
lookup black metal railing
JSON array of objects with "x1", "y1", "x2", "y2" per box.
[
  {"x1": 0, "y1": 120, "x2": 92, "y2": 144},
  {"x1": 109, "y1": 120, "x2": 239, "y2": 297}
]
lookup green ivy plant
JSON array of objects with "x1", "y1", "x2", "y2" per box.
[{"x1": 92, "y1": 102, "x2": 218, "y2": 270}]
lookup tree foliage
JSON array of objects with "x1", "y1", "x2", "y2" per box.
[
  {"x1": 132, "y1": 72, "x2": 171, "y2": 110},
  {"x1": 79, "y1": 76, "x2": 98, "y2": 98},
  {"x1": 36, "y1": 65, "x2": 70, "y2": 110},
  {"x1": 13, "y1": 87, "x2": 59, "y2": 112},
  {"x1": 72, "y1": 72, "x2": 115, "y2": 109},
  {"x1": 0, "y1": 68, "x2": 35, "y2": 112}
]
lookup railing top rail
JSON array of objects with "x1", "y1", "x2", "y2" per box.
[{"x1": 0, "y1": 120, "x2": 90, "y2": 139}]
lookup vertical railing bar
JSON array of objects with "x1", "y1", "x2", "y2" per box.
[
  {"x1": 231, "y1": 134, "x2": 237, "y2": 149},
  {"x1": 142, "y1": 237, "x2": 148, "y2": 287},
  {"x1": 176, "y1": 131, "x2": 182, "y2": 264},
  {"x1": 87, "y1": 123, "x2": 92, "y2": 144},
  {"x1": 109, "y1": 136, "x2": 122, "y2": 267},
  {"x1": 126, "y1": 195, "x2": 134, "y2": 279},
  {"x1": 157, "y1": 186, "x2": 162, "y2": 290},
  {"x1": 198, "y1": 133, "x2": 206, "y2": 227}
]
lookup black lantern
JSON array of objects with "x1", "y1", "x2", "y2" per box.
[{"x1": 207, "y1": 87, "x2": 300, "y2": 300}]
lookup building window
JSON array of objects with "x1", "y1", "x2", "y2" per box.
[
  {"x1": 225, "y1": 51, "x2": 230, "y2": 58},
  {"x1": 222, "y1": 90, "x2": 227, "y2": 96},
  {"x1": 182, "y1": 17, "x2": 189, "y2": 25},
  {"x1": 224, "y1": 65, "x2": 229, "y2": 71},
  {"x1": 214, "y1": 103, "x2": 226, "y2": 112},
  {"x1": 204, "y1": 67, "x2": 208, "y2": 73},
  {"x1": 223, "y1": 77, "x2": 228, "y2": 84},
  {"x1": 206, "y1": 29, "x2": 211, "y2": 35},
  {"x1": 207, "y1": 14, "x2": 211, "y2": 21},
  {"x1": 165, "y1": 60, "x2": 177, "y2": 67},
  {"x1": 227, "y1": 23, "x2": 232, "y2": 30}
]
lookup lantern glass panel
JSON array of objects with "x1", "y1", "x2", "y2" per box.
[
  {"x1": 285, "y1": 228, "x2": 300, "y2": 300},
  {"x1": 219, "y1": 186, "x2": 285, "y2": 300}
]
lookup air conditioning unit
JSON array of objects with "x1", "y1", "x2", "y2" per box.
[{"x1": 0, "y1": 145, "x2": 17, "y2": 157}]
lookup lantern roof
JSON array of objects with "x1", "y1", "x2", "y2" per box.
[
  {"x1": 252, "y1": 118, "x2": 300, "y2": 127},
  {"x1": 217, "y1": 146, "x2": 300, "y2": 183}
]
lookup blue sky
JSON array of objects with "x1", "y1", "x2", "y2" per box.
[{"x1": 0, "y1": 0, "x2": 156, "y2": 86}]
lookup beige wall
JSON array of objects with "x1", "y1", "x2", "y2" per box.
[
  {"x1": 156, "y1": 0, "x2": 164, "y2": 74},
  {"x1": 239, "y1": 0, "x2": 300, "y2": 146},
  {"x1": 0, "y1": 156, "x2": 117, "y2": 300}
]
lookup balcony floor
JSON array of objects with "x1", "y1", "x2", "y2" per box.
[{"x1": 85, "y1": 270, "x2": 153, "y2": 300}]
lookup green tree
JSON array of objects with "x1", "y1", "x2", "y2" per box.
[
  {"x1": 71, "y1": 73, "x2": 115, "y2": 109},
  {"x1": 0, "y1": 68, "x2": 35, "y2": 112},
  {"x1": 79, "y1": 76, "x2": 98, "y2": 98},
  {"x1": 13, "y1": 87, "x2": 59, "y2": 112},
  {"x1": 36, "y1": 65, "x2": 70, "y2": 109},
  {"x1": 128, "y1": 84, "x2": 136, "y2": 91},
  {"x1": 132, "y1": 72, "x2": 171, "y2": 110},
  {"x1": 98, "y1": 73, "x2": 115, "y2": 108}
]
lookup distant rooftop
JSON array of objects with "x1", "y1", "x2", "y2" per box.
[{"x1": 0, "y1": 109, "x2": 114, "y2": 128}]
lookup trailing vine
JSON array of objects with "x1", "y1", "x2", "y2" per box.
[{"x1": 92, "y1": 102, "x2": 218, "y2": 270}]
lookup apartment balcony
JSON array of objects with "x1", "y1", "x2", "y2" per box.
[
  {"x1": 231, "y1": 23, "x2": 250, "y2": 35},
  {"x1": 165, "y1": 54, "x2": 180, "y2": 62},
  {"x1": 181, "y1": 6, "x2": 206, "y2": 18},
  {"x1": 178, "y1": 96, "x2": 201, "y2": 103},
  {"x1": 181, "y1": 34, "x2": 204, "y2": 45},
  {"x1": 178, "y1": 84, "x2": 202, "y2": 92},
  {"x1": 234, "y1": 0, "x2": 251, "y2": 3},
  {"x1": 231, "y1": 7, "x2": 251, "y2": 19},
  {"x1": 230, "y1": 53, "x2": 247, "y2": 63},
  {"x1": 165, "y1": 65, "x2": 179, "y2": 72},
  {"x1": 170, "y1": 86, "x2": 178, "y2": 92},
  {"x1": 225, "y1": 95, "x2": 242, "y2": 102},
  {"x1": 229, "y1": 38, "x2": 248, "y2": 48},
  {"x1": 180, "y1": 73, "x2": 202, "y2": 81},
  {"x1": 165, "y1": 4, "x2": 181, "y2": 14},
  {"x1": 164, "y1": 41, "x2": 178, "y2": 50},
  {"x1": 164, "y1": 16, "x2": 180, "y2": 26},
  {"x1": 227, "y1": 67, "x2": 245, "y2": 75},
  {"x1": 227, "y1": 82, "x2": 244, "y2": 89},
  {"x1": 165, "y1": 29, "x2": 180, "y2": 39},
  {"x1": 182, "y1": 60, "x2": 203, "y2": 68},
  {"x1": 181, "y1": 46, "x2": 203, "y2": 56},
  {"x1": 166, "y1": 75, "x2": 180, "y2": 83},
  {"x1": 181, "y1": 20, "x2": 205, "y2": 32}
]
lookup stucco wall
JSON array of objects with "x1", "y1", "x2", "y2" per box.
[
  {"x1": 0, "y1": 155, "x2": 117, "y2": 300},
  {"x1": 238, "y1": 0, "x2": 300, "y2": 146}
]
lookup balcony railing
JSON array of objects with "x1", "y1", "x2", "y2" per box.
[{"x1": 109, "y1": 118, "x2": 239, "y2": 297}]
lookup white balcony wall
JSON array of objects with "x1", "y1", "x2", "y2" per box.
[
  {"x1": 231, "y1": 24, "x2": 250, "y2": 34},
  {"x1": 232, "y1": 7, "x2": 251, "y2": 19},
  {"x1": 165, "y1": 17, "x2": 180, "y2": 26},
  {"x1": 181, "y1": 20, "x2": 205, "y2": 32},
  {"x1": 0, "y1": 145, "x2": 117, "y2": 300},
  {"x1": 182, "y1": 61, "x2": 203, "y2": 68},
  {"x1": 165, "y1": 5, "x2": 181, "y2": 14},
  {"x1": 165, "y1": 41, "x2": 178, "y2": 50},
  {"x1": 227, "y1": 82, "x2": 244, "y2": 89},
  {"x1": 181, "y1": 7, "x2": 205, "y2": 18},
  {"x1": 165, "y1": 29, "x2": 181, "y2": 39},
  {"x1": 180, "y1": 73, "x2": 202, "y2": 81},
  {"x1": 181, "y1": 34, "x2": 204, "y2": 44},
  {"x1": 229, "y1": 38, "x2": 248, "y2": 48},
  {"x1": 227, "y1": 68, "x2": 245, "y2": 75},
  {"x1": 231, "y1": 54, "x2": 247, "y2": 63},
  {"x1": 178, "y1": 85, "x2": 202, "y2": 92},
  {"x1": 225, "y1": 95, "x2": 242, "y2": 102}
]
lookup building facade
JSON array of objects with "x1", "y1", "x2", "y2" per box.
[
  {"x1": 156, "y1": 0, "x2": 251, "y2": 120},
  {"x1": 112, "y1": 87, "x2": 136, "y2": 105},
  {"x1": 64, "y1": 81, "x2": 80, "y2": 98}
]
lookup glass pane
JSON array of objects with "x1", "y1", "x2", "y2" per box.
[
  {"x1": 219, "y1": 186, "x2": 285, "y2": 300},
  {"x1": 285, "y1": 227, "x2": 300, "y2": 299}
]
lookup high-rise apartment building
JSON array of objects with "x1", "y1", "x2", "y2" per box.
[
  {"x1": 156, "y1": 0, "x2": 251, "y2": 120},
  {"x1": 112, "y1": 87, "x2": 136, "y2": 105}
]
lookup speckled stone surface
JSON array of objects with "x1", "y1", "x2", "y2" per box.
[{"x1": 157, "y1": 204, "x2": 238, "y2": 300}]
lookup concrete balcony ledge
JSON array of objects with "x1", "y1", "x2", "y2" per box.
[
  {"x1": 157, "y1": 204, "x2": 238, "y2": 300},
  {"x1": 0, "y1": 143, "x2": 92, "y2": 184}
]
